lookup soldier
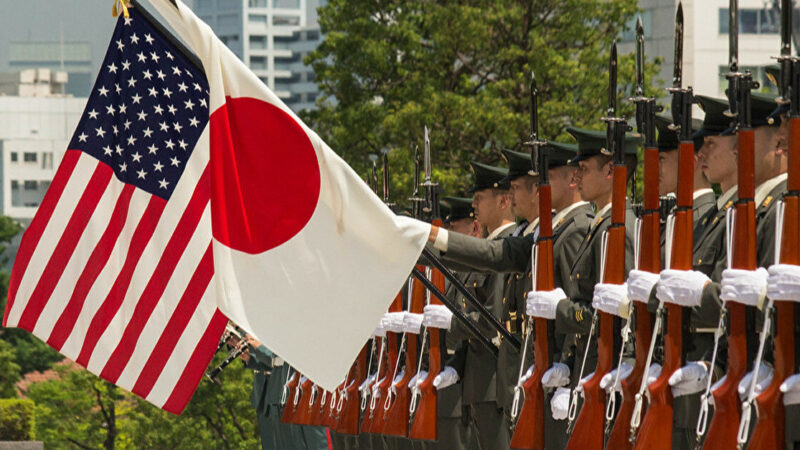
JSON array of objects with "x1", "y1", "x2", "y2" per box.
[{"x1": 241, "y1": 335, "x2": 275, "y2": 450}]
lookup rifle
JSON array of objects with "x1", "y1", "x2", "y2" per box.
[
  {"x1": 333, "y1": 344, "x2": 368, "y2": 434},
  {"x1": 409, "y1": 126, "x2": 444, "y2": 442},
  {"x1": 701, "y1": 0, "x2": 760, "y2": 446},
  {"x1": 280, "y1": 369, "x2": 301, "y2": 423},
  {"x1": 607, "y1": 16, "x2": 657, "y2": 449},
  {"x1": 509, "y1": 72, "x2": 551, "y2": 450},
  {"x1": 632, "y1": 5, "x2": 694, "y2": 448},
  {"x1": 360, "y1": 324, "x2": 390, "y2": 433},
  {"x1": 368, "y1": 290, "x2": 404, "y2": 435},
  {"x1": 566, "y1": 41, "x2": 630, "y2": 450},
  {"x1": 744, "y1": 0, "x2": 797, "y2": 447}
]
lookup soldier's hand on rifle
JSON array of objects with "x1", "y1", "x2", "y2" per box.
[
  {"x1": 646, "y1": 363, "x2": 662, "y2": 386},
  {"x1": 668, "y1": 361, "x2": 709, "y2": 397},
  {"x1": 542, "y1": 362, "x2": 571, "y2": 388},
  {"x1": 767, "y1": 263, "x2": 800, "y2": 301},
  {"x1": 627, "y1": 269, "x2": 660, "y2": 303},
  {"x1": 600, "y1": 361, "x2": 633, "y2": 392},
  {"x1": 721, "y1": 267, "x2": 768, "y2": 308},
  {"x1": 525, "y1": 288, "x2": 567, "y2": 320},
  {"x1": 422, "y1": 304, "x2": 452, "y2": 330},
  {"x1": 520, "y1": 364, "x2": 535, "y2": 383},
  {"x1": 592, "y1": 283, "x2": 631, "y2": 318},
  {"x1": 402, "y1": 312, "x2": 424, "y2": 334},
  {"x1": 657, "y1": 269, "x2": 711, "y2": 307},
  {"x1": 382, "y1": 312, "x2": 406, "y2": 333},
  {"x1": 780, "y1": 374, "x2": 800, "y2": 405},
  {"x1": 552, "y1": 387, "x2": 571, "y2": 420},
  {"x1": 737, "y1": 362, "x2": 773, "y2": 400},
  {"x1": 244, "y1": 334, "x2": 262, "y2": 349},
  {"x1": 408, "y1": 371, "x2": 428, "y2": 389},
  {"x1": 360, "y1": 373, "x2": 376, "y2": 394},
  {"x1": 433, "y1": 366, "x2": 459, "y2": 390}
]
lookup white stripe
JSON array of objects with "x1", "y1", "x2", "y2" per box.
[
  {"x1": 114, "y1": 206, "x2": 211, "y2": 390},
  {"x1": 5, "y1": 154, "x2": 99, "y2": 327},
  {"x1": 146, "y1": 280, "x2": 216, "y2": 407},
  {"x1": 85, "y1": 127, "x2": 210, "y2": 373},
  {"x1": 31, "y1": 179, "x2": 125, "y2": 340}
]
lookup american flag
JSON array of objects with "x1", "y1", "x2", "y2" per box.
[{"x1": 3, "y1": 9, "x2": 227, "y2": 413}]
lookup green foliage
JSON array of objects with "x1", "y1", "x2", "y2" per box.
[
  {"x1": 305, "y1": 0, "x2": 661, "y2": 199},
  {"x1": 0, "y1": 398, "x2": 35, "y2": 440},
  {"x1": 0, "y1": 340, "x2": 20, "y2": 398}
]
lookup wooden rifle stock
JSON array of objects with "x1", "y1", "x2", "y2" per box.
[
  {"x1": 281, "y1": 371, "x2": 301, "y2": 424},
  {"x1": 510, "y1": 184, "x2": 554, "y2": 450},
  {"x1": 361, "y1": 336, "x2": 387, "y2": 433},
  {"x1": 292, "y1": 377, "x2": 316, "y2": 425},
  {"x1": 368, "y1": 292, "x2": 404, "y2": 434},
  {"x1": 335, "y1": 345, "x2": 368, "y2": 434},
  {"x1": 703, "y1": 128, "x2": 757, "y2": 448}
]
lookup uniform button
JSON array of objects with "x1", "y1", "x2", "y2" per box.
[
  {"x1": 515, "y1": 274, "x2": 520, "y2": 280},
  {"x1": 697, "y1": 259, "x2": 702, "y2": 264},
  {"x1": 570, "y1": 275, "x2": 573, "y2": 281},
  {"x1": 473, "y1": 282, "x2": 477, "y2": 287},
  {"x1": 576, "y1": 273, "x2": 581, "y2": 279},
  {"x1": 503, "y1": 297, "x2": 507, "y2": 304}
]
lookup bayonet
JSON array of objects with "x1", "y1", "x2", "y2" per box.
[
  {"x1": 382, "y1": 152, "x2": 392, "y2": 206},
  {"x1": 525, "y1": 72, "x2": 548, "y2": 180},
  {"x1": 410, "y1": 146, "x2": 424, "y2": 219},
  {"x1": 420, "y1": 126, "x2": 439, "y2": 218},
  {"x1": 673, "y1": 4, "x2": 683, "y2": 89},
  {"x1": 602, "y1": 41, "x2": 627, "y2": 162},
  {"x1": 423, "y1": 126, "x2": 431, "y2": 183},
  {"x1": 630, "y1": 16, "x2": 659, "y2": 150},
  {"x1": 371, "y1": 160, "x2": 379, "y2": 194},
  {"x1": 668, "y1": 4, "x2": 693, "y2": 141}
]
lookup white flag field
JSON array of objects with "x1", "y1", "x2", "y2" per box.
[{"x1": 2, "y1": 0, "x2": 429, "y2": 413}]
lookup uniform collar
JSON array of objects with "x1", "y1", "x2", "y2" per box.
[
  {"x1": 755, "y1": 172, "x2": 787, "y2": 207},
  {"x1": 487, "y1": 221, "x2": 516, "y2": 240},
  {"x1": 717, "y1": 185, "x2": 738, "y2": 210},
  {"x1": 553, "y1": 201, "x2": 589, "y2": 229},
  {"x1": 693, "y1": 188, "x2": 714, "y2": 201},
  {"x1": 523, "y1": 217, "x2": 540, "y2": 236},
  {"x1": 592, "y1": 202, "x2": 612, "y2": 228}
]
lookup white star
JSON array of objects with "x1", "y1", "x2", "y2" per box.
[
  {"x1": 78, "y1": 132, "x2": 88, "y2": 142},
  {"x1": 98, "y1": 86, "x2": 109, "y2": 97},
  {"x1": 112, "y1": 125, "x2": 119, "y2": 135},
  {"x1": 159, "y1": 122, "x2": 169, "y2": 132},
  {"x1": 143, "y1": 70, "x2": 152, "y2": 80},
  {"x1": 173, "y1": 122, "x2": 183, "y2": 133},
  {"x1": 199, "y1": 98, "x2": 207, "y2": 108},
  {"x1": 116, "y1": 39, "x2": 125, "y2": 51},
  {"x1": 165, "y1": 139, "x2": 175, "y2": 150},
  {"x1": 148, "y1": 144, "x2": 159, "y2": 155},
  {"x1": 137, "y1": 169, "x2": 147, "y2": 180},
  {"x1": 189, "y1": 117, "x2": 200, "y2": 127},
  {"x1": 118, "y1": 103, "x2": 127, "y2": 114},
  {"x1": 115, "y1": 144, "x2": 124, "y2": 155},
  {"x1": 124, "y1": 17, "x2": 132, "y2": 26},
  {"x1": 103, "y1": 145, "x2": 113, "y2": 156},
  {"x1": 193, "y1": 83, "x2": 202, "y2": 91},
  {"x1": 122, "y1": 60, "x2": 131, "y2": 71},
  {"x1": 150, "y1": 52, "x2": 160, "y2": 63},
  {"x1": 177, "y1": 82, "x2": 188, "y2": 93},
  {"x1": 132, "y1": 152, "x2": 142, "y2": 163},
  {"x1": 185, "y1": 68, "x2": 193, "y2": 78},
  {"x1": 105, "y1": 104, "x2": 115, "y2": 116},
  {"x1": 165, "y1": 51, "x2": 174, "y2": 60},
  {"x1": 132, "y1": 93, "x2": 142, "y2": 104},
  {"x1": 144, "y1": 33, "x2": 154, "y2": 45},
  {"x1": 119, "y1": 162, "x2": 127, "y2": 172},
  {"x1": 107, "y1": 63, "x2": 118, "y2": 74},
  {"x1": 115, "y1": 83, "x2": 122, "y2": 94},
  {"x1": 148, "y1": 87, "x2": 158, "y2": 97},
  {"x1": 154, "y1": 104, "x2": 164, "y2": 115},
  {"x1": 154, "y1": 161, "x2": 164, "y2": 172},
  {"x1": 124, "y1": 119, "x2": 132, "y2": 130},
  {"x1": 172, "y1": 66, "x2": 182, "y2": 76},
  {"x1": 137, "y1": 110, "x2": 148, "y2": 121},
  {"x1": 127, "y1": 135, "x2": 137, "y2": 146},
  {"x1": 143, "y1": 127, "x2": 154, "y2": 138},
  {"x1": 156, "y1": 70, "x2": 166, "y2": 81},
  {"x1": 179, "y1": 139, "x2": 188, "y2": 150},
  {"x1": 159, "y1": 178, "x2": 169, "y2": 189},
  {"x1": 162, "y1": 87, "x2": 172, "y2": 98},
  {"x1": 137, "y1": 52, "x2": 147, "y2": 63},
  {"x1": 184, "y1": 99, "x2": 195, "y2": 110},
  {"x1": 130, "y1": 33, "x2": 139, "y2": 44},
  {"x1": 95, "y1": 127, "x2": 106, "y2": 138},
  {"x1": 88, "y1": 109, "x2": 99, "y2": 120},
  {"x1": 167, "y1": 104, "x2": 177, "y2": 115},
  {"x1": 127, "y1": 78, "x2": 137, "y2": 88},
  {"x1": 170, "y1": 156, "x2": 180, "y2": 167}
]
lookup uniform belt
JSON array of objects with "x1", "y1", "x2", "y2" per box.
[
  {"x1": 273, "y1": 357, "x2": 284, "y2": 366},
  {"x1": 252, "y1": 369, "x2": 271, "y2": 375},
  {"x1": 693, "y1": 328, "x2": 717, "y2": 334}
]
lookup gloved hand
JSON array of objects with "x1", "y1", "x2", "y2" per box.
[
  {"x1": 541, "y1": 362, "x2": 571, "y2": 388},
  {"x1": 578, "y1": 372, "x2": 595, "y2": 390},
  {"x1": 592, "y1": 283, "x2": 631, "y2": 318},
  {"x1": 402, "y1": 313, "x2": 424, "y2": 334},
  {"x1": 372, "y1": 323, "x2": 386, "y2": 338},
  {"x1": 520, "y1": 364, "x2": 535, "y2": 384},
  {"x1": 551, "y1": 387, "x2": 571, "y2": 420},
  {"x1": 737, "y1": 362, "x2": 773, "y2": 401},
  {"x1": 422, "y1": 304, "x2": 453, "y2": 329},
  {"x1": 392, "y1": 370, "x2": 406, "y2": 387},
  {"x1": 627, "y1": 269, "x2": 660, "y2": 304},
  {"x1": 780, "y1": 374, "x2": 800, "y2": 405},
  {"x1": 768, "y1": 264, "x2": 800, "y2": 302},
  {"x1": 647, "y1": 363, "x2": 662, "y2": 386},
  {"x1": 720, "y1": 267, "x2": 768, "y2": 308},
  {"x1": 709, "y1": 375, "x2": 727, "y2": 405},
  {"x1": 657, "y1": 269, "x2": 711, "y2": 307},
  {"x1": 433, "y1": 366, "x2": 459, "y2": 390},
  {"x1": 668, "y1": 361, "x2": 708, "y2": 397},
  {"x1": 359, "y1": 373, "x2": 376, "y2": 394},
  {"x1": 600, "y1": 362, "x2": 633, "y2": 392},
  {"x1": 382, "y1": 312, "x2": 406, "y2": 333},
  {"x1": 409, "y1": 370, "x2": 428, "y2": 389},
  {"x1": 526, "y1": 288, "x2": 567, "y2": 320}
]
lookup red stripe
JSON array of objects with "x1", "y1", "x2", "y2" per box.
[
  {"x1": 131, "y1": 243, "x2": 213, "y2": 398},
  {"x1": 47, "y1": 184, "x2": 136, "y2": 350},
  {"x1": 75, "y1": 195, "x2": 167, "y2": 367},
  {"x1": 100, "y1": 166, "x2": 210, "y2": 382},
  {"x1": 4, "y1": 150, "x2": 81, "y2": 327},
  {"x1": 161, "y1": 309, "x2": 227, "y2": 414},
  {"x1": 16, "y1": 162, "x2": 113, "y2": 331}
]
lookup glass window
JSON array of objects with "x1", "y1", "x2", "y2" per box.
[
  {"x1": 719, "y1": 9, "x2": 729, "y2": 34},
  {"x1": 11, "y1": 180, "x2": 18, "y2": 190},
  {"x1": 24, "y1": 180, "x2": 37, "y2": 190},
  {"x1": 23, "y1": 152, "x2": 37, "y2": 163},
  {"x1": 10, "y1": 153, "x2": 17, "y2": 162},
  {"x1": 741, "y1": 9, "x2": 758, "y2": 34},
  {"x1": 720, "y1": 8, "x2": 780, "y2": 34},
  {"x1": 250, "y1": 56, "x2": 268, "y2": 70},
  {"x1": 273, "y1": 15, "x2": 300, "y2": 26},
  {"x1": 250, "y1": 35, "x2": 267, "y2": 49},
  {"x1": 249, "y1": 14, "x2": 268, "y2": 25},
  {"x1": 218, "y1": 14, "x2": 240, "y2": 28},
  {"x1": 760, "y1": 9, "x2": 780, "y2": 34},
  {"x1": 248, "y1": 0, "x2": 267, "y2": 7},
  {"x1": 273, "y1": 0, "x2": 300, "y2": 8}
]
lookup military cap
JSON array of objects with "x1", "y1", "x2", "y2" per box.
[
  {"x1": 718, "y1": 92, "x2": 781, "y2": 135},
  {"x1": 500, "y1": 148, "x2": 534, "y2": 184},
  {"x1": 442, "y1": 196, "x2": 474, "y2": 223},
  {"x1": 468, "y1": 161, "x2": 510, "y2": 193},
  {"x1": 654, "y1": 114, "x2": 704, "y2": 152},
  {"x1": 566, "y1": 127, "x2": 640, "y2": 164},
  {"x1": 694, "y1": 95, "x2": 734, "y2": 141},
  {"x1": 542, "y1": 141, "x2": 579, "y2": 170}
]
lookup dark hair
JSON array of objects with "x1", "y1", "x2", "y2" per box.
[{"x1": 596, "y1": 154, "x2": 638, "y2": 184}]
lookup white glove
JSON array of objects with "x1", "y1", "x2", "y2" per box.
[
  {"x1": 402, "y1": 313, "x2": 424, "y2": 334},
  {"x1": 551, "y1": 387, "x2": 571, "y2": 420},
  {"x1": 409, "y1": 370, "x2": 428, "y2": 389},
  {"x1": 709, "y1": 375, "x2": 727, "y2": 405},
  {"x1": 768, "y1": 264, "x2": 800, "y2": 302},
  {"x1": 526, "y1": 288, "x2": 567, "y2": 320},
  {"x1": 382, "y1": 312, "x2": 406, "y2": 333},
  {"x1": 433, "y1": 366, "x2": 459, "y2": 390},
  {"x1": 657, "y1": 269, "x2": 711, "y2": 307},
  {"x1": 422, "y1": 304, "x2": 453, "y2": 330},
  {"x1": 720, "y1": 268, "x2": 768, "y2": 308},
  {"x1": 372, "y1": 323, "x2": 386, "y2": 338},
  {"x1": 541, "y1": 362, "x2": 571, "y2": 388},
  {"x1": 520, "y1": 364, "x2": 535, "y2": 384},
  {"x1": 668, "y1": 362, "x2": 708, "y2": 397},
  {"x1": 647, "y1": 363, "x2": 662, "y2": 386},
  {"x1": 360, "y1": 373, "x2": 376, "y2": 393},
  {"x1": 737, "y1": 363, "x2": 773, "y2": 401},
  {"x1": 627, "y1": 269, "x2": 660, "y2": 304},
  {"x1": 592, "y1": 283, "x2": 631, "y2": 318},
  {"x1": 391, "y1": 369, "x2": 406, "y2": 387},
  {"x1": 780, "y1": 373, "x2": 800, "y2": 405},
  {"x1": 600, "y1": 362, "x2": 633, "y2": 392},
  {"x1": 576, "y1": 372, "x2": 595, "y2": 392}
]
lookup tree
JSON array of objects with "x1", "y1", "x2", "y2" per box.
[
  {"x1": 0, "y1": 340, "x2": 20, "y2": 398},
  {"x1": 305, "y1": 0, "x2": 661, "y2": 198}
]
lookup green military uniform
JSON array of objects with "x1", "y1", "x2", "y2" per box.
[
  {"x1": 245, "y1": 344, "x2": 277, "y2": 450},
  {"x1": 264, "y1": 363, "x2": 330, "y2": 450}
]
